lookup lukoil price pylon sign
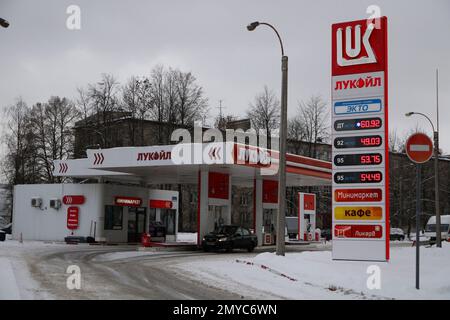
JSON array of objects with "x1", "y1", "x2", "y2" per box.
[{"x1": 331, "y1": 17, "x2": 389, "y2": 261}]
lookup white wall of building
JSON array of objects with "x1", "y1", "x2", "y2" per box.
[
  {"x1": 12, "y1": 183, "x2": 175, "y2": 243},
  {"x1": 13, "y1": 184, "x2": 103, "y2": 241}
]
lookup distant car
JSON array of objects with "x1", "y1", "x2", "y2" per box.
[
  {"x1": 424, "y1": 215, "x2": 450, "y2": 242},
  {"x1": 1, "y1": 223, "x2": 12, "y2": 235},
  {"x1": 390, "y1": 228, "x2": 405, "y2": 241},
  {"x1": 202, "y1": 225, "x2": 257, "y2": 252},
  {"x1": 321, "y1": 229, "x2": 332, "y2": 241}
]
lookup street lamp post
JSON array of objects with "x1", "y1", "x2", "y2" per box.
[
  {"x1": 405, "y1": 111, "x2": 441, "y2": 247},
  {"x1": 0, "y1": 18, "x2": 10, "y2": 28},
  {"x1": 247, "y1": 21, "x2": 288, "y2": 256}
]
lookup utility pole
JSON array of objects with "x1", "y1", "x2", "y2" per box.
[
  {"x1": 217, "y1": 100, "x2": 226, "y2": 120},
  {"x1": 277, "y1": 54, "x2": 288, "y2": 256},
  {"x1": 435, "y1": 69, "x2": 441, "y2": 247},
  {"x1": 399, "y1": 179, "x2": 403, "y2": 227},
  {"x1": 247, "y1": 21, "x2": 287, "y2": 255},
  {"x1": 216, "y1": 100, "x2": 227, "y2": 130}
]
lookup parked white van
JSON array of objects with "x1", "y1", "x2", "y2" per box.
[{"x1": 424, "y1": 215, "x2": 450, "y2": 242}]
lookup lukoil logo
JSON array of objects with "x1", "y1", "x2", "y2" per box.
[
  {"x1": 332, "y1": 17, "x2": 386, "y2": 76},
  {"x1": 336, "y1": 22, "x2": 376, "y2": 67}
]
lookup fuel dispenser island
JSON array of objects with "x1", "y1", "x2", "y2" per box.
[
  {"x1": 298, "y1": 192, "x2": 320, "y2": 241},
  {"x1": 206, "y1": 172, "x2": 232, "y2": 233},
  {"x1": 148, "y1": 190, "x2": 179, "y2": 242},
  {"x1": 262, "y1": 180, "x2": 278, "y2": 245},
  {"x1": 262, "y1": 208, "x2": 277, "y2": 245}
]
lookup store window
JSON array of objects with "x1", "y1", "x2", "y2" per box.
[{"x1": 104, "y1": 205, "x2": 123, "y2": 230}]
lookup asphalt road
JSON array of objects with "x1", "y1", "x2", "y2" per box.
[
  {"x1": 23, "y1": 241, "x2": 410, "y2": 299},
  {"x1": 26, "y1": 246, "x2": 258, "y2": 299}
]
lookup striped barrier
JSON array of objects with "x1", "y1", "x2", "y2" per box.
[{"x1": 235, "y1": 259, "x2": 297, "y2": 282}]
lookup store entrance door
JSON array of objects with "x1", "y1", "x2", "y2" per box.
[{"x1": 128, "y1": 207, "x2": 146, "y2": 242}]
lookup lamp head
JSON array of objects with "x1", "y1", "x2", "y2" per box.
[
  {"x1": 405, "y1": 112, "x2": 415, "y2": 117},
  {"x1": 247, "y1": 21, "x2": 260, "y2": 31},
  {"x1": 0, "y1": 18, "x2": 9, "y2": 28}
]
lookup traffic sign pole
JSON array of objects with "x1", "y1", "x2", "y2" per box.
[
  {"x1": 405, "y1": 132, "x2": 433, "y2": 290},
  {"x1": 415, "y1": 164, "x2": 421, "y2": 290}
]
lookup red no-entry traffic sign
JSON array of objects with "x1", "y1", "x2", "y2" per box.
[{"x1": 406, "y1": 133, "x2": 433, "y2": 164}]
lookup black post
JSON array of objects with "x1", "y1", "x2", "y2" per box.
[{"x1": 415, "y1": 164, "x2": 421, "y2": 290}]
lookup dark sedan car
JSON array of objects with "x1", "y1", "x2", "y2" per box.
[
  {"x1": 202, "y1": 225, "x2": 257, "y2": 252},
  {"x1": 321, "y1": 229, "x2": 332, "y2": 241}
]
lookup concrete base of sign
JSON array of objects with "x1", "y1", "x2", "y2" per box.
[{"x1": 332, "y1": 239, "x2": 387, "y2": 261}]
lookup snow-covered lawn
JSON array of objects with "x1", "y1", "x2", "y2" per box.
[{"x1": 176, "y1": 242, "x2": 450, "y2": 300}]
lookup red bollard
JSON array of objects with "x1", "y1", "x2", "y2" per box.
[{"x1": 141, "y1": 233, "x2": 151, "y2": 247}]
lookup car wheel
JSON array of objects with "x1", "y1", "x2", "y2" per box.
[
  {"x1": 203, "y1": 246, "x2": 210, "y2": 252},
  {"x1": 225, "y1": 243, "x2": 233, "y2": 253},
  {"x1": 247, "y1": 244, "x2": 255, "y2": 252}
]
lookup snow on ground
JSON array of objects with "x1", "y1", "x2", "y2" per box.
[
  {"x1": 92, "y1": 250, "x2": 158, "y2": 262},
  {"x1": 176, "y1": 242, "x2": 450, "y2": 300},
  {"x1": 0, "y1": 240, "x2": 63, "y2": 299},
  {"x1": 176, "y1": 232, "x2": 197, "y2": 243},
  {"x1": 0, "y1": 257, "x2": 20, "y2": 299}
]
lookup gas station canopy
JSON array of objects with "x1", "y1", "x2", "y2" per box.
[{"x1": 53, "y1": 142, "x2": 332, "y2": 187}]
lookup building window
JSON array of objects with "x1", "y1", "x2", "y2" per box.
[
  {"x1": 190, "y1": 191, "x2": 198, "y2": 204},
  {"x1": 240, "y1": 194, "x2": 249, "y2": 206},
  {"x1": 104, "y1": 205, "x2": 123, "y2": 230}
]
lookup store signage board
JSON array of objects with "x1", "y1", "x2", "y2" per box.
[
  {"x1": 263, "y1": 180, "x2": 278, "y2": 204},
  {"x1": 67, "y1": 206, "x2": 79, "y2": 230},
  {"x1": 115, "y1": 196, "x2": 142, "y2": 207},
  {"x1": 331, "y1": 17, "x2": 389, "y2": 261},
  {"x1": 149, "y1": 200, "x2": 173, "y2": 209}
]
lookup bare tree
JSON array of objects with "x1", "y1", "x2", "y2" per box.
[
  {"x1": 76, "y1": 87, "x2": 91, "y2": 123},
  {"x1": 214, "y1": 114, "x2": 237, "y2": 131},
  {"x1": 29, "y1": 97, "x2": 80, "y2": 182},
  {"x1": 1, "y1": 98, "x2": 35, "y2": 185},
  {"x1": 389, "y1": 129, "x2": 405, "y2": 153},
  {"x1": 149, "y1": 65, "x2": 166, "y2": 143},
  {"x1": 175, "y1": 70, "x2": 208, "y2": 126},
  {"x1": 87, "y1": 74, "x2": 120, "y2": 147},
  {"x1": 120, "y1": 76, "x2": 153, "y2": 145},
  {"x1": 246, "y1": 86, "x2": 280, "y2": 140},
  {"x1": 297, "y1": 95, "x2": 329, "y2": 158},
  {"x1": 287, "y1": 115, "x2": 307, "y2": 154}
]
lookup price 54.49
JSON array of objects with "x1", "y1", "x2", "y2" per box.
[{"x1": 334, "y1": 171, "x2": 383, "y2": 184}]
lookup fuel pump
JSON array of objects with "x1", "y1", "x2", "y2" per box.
[{"x1": 263, "y1": 209, "x2": 277, "y2": 245}]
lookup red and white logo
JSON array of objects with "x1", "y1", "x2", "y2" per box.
[
  {"x1": 93, "y1": 152, "x2": 104, "y2": 165},
  {"x1": 332, "y1": 17, "x2": 387, "y2": 76},
  {"x1": 63, "y1": 195, "x2": 85, "y2": 205},
  {"x1": 337, "y1": 23, "x2": 376, "y2": 67},
  {"x1": 208, "y1": 146, "x2": 222, "y2": 161},
  {"x1": 58, "y1": 162, "x2": 68, "y2": 173}
]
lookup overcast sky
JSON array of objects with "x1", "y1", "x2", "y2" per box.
[{"x1": 1, "y1": 0, "x2": 449, "y2": 153}]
